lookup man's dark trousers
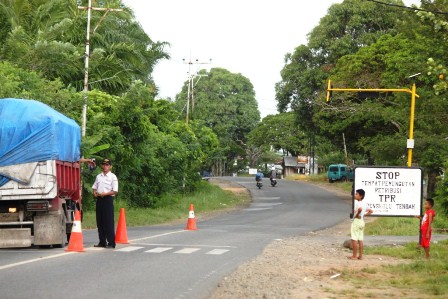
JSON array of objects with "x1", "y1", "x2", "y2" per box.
[{"x1": 96, "y1": 196, "x2": 115, "y2": 247}]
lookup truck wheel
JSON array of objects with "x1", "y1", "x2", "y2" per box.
[
  {"x1": 329, "y1": 179, "x2": 334, "y2": 183},
  {"x1": 341, "y1": 176, "x2": 347, "y2": 182}
]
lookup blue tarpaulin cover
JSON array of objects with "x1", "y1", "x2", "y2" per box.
[{"x1": 0, "y1": 98, "x2": 81, "y2": 186}]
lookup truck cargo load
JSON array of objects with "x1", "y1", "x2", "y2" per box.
[
  {"x1": 0, "y1": 98, "x2": 82, "y2": 248},
  {"x1": 0, "y1": 98, "x2": 80, "y2": 187}
]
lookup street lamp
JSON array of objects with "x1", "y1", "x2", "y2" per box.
[{"x1": 78, "y1": 0, "x2": 123, "y2": 137}]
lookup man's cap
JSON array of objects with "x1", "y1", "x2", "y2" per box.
[{"x1": 101, "y1": 158, "x2": 112, "y2": 165}]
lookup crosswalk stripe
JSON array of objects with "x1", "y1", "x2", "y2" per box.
[
  {"x1": 206, "y1": 249, "x2": 229, "y2": 255},
  {"x1": 174, "y1": 248, "x2": 201, "y2": 254},
  {"x1": 145, "y1": 247, "x2": 173, "y2": 253},
  {"x1": 115, "y1": 246, "x2": 144, "y2": 252}
]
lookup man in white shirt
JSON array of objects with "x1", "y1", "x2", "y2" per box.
[{"x1": 92, "y1": 158, "x2": 118, "y2": 248}]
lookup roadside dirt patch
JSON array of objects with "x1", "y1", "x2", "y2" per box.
[
  {"x1": 210, "y1": 180, "x2": 412, "y2": 299},
  {"x1": 211, "y1": 218, "x2": 408, "y2": 299}
]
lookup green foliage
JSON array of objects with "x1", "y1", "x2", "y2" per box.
[
  {"x1": 435, "y1": 161, "x2": 448, "y2": 216},
  {"x1": 0, "y1": 0, "x2": 169, "y2": 95},
  {"x1": 82, "y1": 180, "x2": 250, "y2": 228},
  {"x1": 274, "y1": 0, "x2": 448, "y2": 195},
  {"x1": 248, "y1": 112, "x2": 307, "y2": 155},
  {"x1": 176, "y1": 67, "x2": 260, "y2": 174},
  {"x1": 359, "y1": 241, "x2": 448, "y2": 297}
]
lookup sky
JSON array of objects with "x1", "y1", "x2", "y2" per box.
[{"x1": 123, "y1": 0, "x2": 421, "y2": 118}]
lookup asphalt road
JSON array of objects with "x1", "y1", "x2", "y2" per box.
[{"x1": 0, "y1": 177, "x2": 349, "y2": 299}]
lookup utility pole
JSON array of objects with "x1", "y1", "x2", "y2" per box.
[
  {"x1": 342, "y1": 133, "x2": 349, "y2": 166},
  {"x1": 78, "y1": 0, "x2": 123, "y2": 137},
  {"x1": 182, "y1": 58, "x2": 211, "y2": 125}
]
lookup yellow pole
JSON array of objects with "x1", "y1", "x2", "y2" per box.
[
  {"x1": 407, "y1": 83, "x2": 417, "y2": 167},
  {"x1": 326, "y1": 79, "x2": 331, "y2": 102}
]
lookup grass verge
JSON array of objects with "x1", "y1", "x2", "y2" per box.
[
  {"x1": 339, "y1": 240, "x2": 448, "y2": 297},
  {"x1": 287, "y1": 173, "x2": 354, "y2": 194},
  {"x1": 82, "y1": 180, "x2": 250, "y2": 229}
]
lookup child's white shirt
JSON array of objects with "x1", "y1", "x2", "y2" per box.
[{"x1": 354, "y1": 200, "x2": 366, "y2": 219}]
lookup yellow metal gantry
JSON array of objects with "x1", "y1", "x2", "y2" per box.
[{"x1": 326, "y1": 80, "x2": 419, "y2": 167}]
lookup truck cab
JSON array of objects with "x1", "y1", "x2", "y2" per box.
[{"x1": 327, "y1": 164, "x2": 353, "y2": 182}]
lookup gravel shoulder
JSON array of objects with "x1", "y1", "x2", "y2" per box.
[{"x1": 210, "y1": 179, "x2": 443, "y2": 299}]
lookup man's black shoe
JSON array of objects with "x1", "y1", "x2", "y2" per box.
[
  {"x1": 94, "y1": 243, "x2": 106, "y2": 248},
  {"x1": 105, "y1": 244, "x2": 115, "y2": 249}
]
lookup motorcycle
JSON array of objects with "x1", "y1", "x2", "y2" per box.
[
  {"x1": 270, "y1": 177, "x2": 277, "y2": 187},
  {"x1": 256, "y1": 180, "x2": 263, "y2": 189}
]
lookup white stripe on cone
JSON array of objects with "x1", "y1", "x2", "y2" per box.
[
  {"x1": 189, "y1": 211, "x2": 195, "y2": 218},
  {"x1": 72, "y1": 220, "x2": 82, "y2": 233}
]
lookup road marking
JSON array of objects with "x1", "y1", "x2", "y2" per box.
[
  {"x1": 257, "y1": 197, "x2": 281, "y2": 200},
  {"x1": 251, "y1": 203, "x2": 283, "y2": 207},
  {"x1": 132, "y1": 243, "x2": 236, "y2": 249},
  {"x1": 174, "y1": 248, "x2": 201, "y2": 254},
  {"x1": 145, "y1": 247, "x2": 173, "y2": 253},
  {"x1": 130, "y1": 230, "x2": 186, "y2": 242},
  {"x1": 86, "y1": 247, "x2": 105, "y2": 251},
  {"x1": 206, "y1": 249, "x2": 229, "y2": 255},
  {"x1": 115, "y1": 246, "x2": 144, "y2": 252},
  {"x1": 244, "y1": 208, "x2": 272, "y2": 211},
  {"x1": 0, "y1": 252, "x2": 74, "y2": 271}
]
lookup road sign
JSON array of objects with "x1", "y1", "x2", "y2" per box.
[{"x1": 354, "y1": 166, "x2": 423, "y2": 217}]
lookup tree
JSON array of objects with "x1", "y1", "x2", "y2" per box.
[
  {"x1": 0, "y1": 0, "x2": 169, "y2": 95},
  {"x1": 276, "y1": 0, "x2": 404, "y2": 133},
  {"x1": 248, "y1": 112, "x2": 307, "y2": 156},
  {"x1": 175, "y1": 67, "x2": 260, "y2": 175}
]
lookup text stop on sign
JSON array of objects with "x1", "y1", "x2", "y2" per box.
[{"x1": 354, "y1": 167, "x2": 423, "y2": 217}]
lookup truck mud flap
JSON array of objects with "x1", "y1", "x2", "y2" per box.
[
  {"x1": 0, "y1": 228, "x2": 32, "y2": 248},
  {"x1": 34, "y1": 214, "x2": 65, "y2": 246}
]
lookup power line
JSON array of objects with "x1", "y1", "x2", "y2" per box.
[
  {"x1": 182, "y1": 57, "x2": 212, "y2": 125},
  {"x1": 366, "y1": 0, "x2": 448, "y2": 15}
]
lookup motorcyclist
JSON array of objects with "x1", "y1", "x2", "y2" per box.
[
  {"x1": 269, "y1": 167, "x2": 277, "y2": 186},
  {"x1": 255, "y1": 169, "x2": 264, "y2": 183}
]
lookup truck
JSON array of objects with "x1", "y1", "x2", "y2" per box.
[
  {"x1": 327, "y1": 164, "x2": 353, "y2": 182},
  {"x1": 0, "y1": 98, "x2": 82, "y2": 248}
]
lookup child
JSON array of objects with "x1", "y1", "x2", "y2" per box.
[
  {"x1": 417, "y1": 198, "x2": 436, "y2": 259},
  {"x1": 348, "y1": 189, "x2": 373, "y2": 260}
]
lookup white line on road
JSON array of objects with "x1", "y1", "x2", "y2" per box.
[
  {"x1": 0, "y1": 252, "x2": 74, "y2": 271},
  {"x1": 115, "y1": 246, "x2": 144, "y2": 252},
  {"x1": 244, "y1": 208, "x2": 272, "y2": 211},
  {"x1": 174, "y1": 248, "x2": 201, "y2": 254},
  {"x1": 130, "y1": 230, "x2": 187, "y2": 242},
  {"x1": 251, "y1": 203, "x2": 283, "y2": 207},
  {"x1": 256, "y1": 197, "x2": 281, "y2": 200},
  {"x1": 132, "y1": 243, "x2": 236, "y2": 249},
  {"x1": 145, "y1": 247, "x2": 173, "y2": 253},
  {"x1": 206, "y1": 249, "x2": 229, "y2": 255}
]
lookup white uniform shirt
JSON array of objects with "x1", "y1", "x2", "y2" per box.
[
  {"x1": 92, "y1": 171, "x2": 118, "y2": 195},
  {"x1": 354, "y1": 200, "x2": 366, "y2": 220}
]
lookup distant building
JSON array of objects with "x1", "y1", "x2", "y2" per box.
[{"x1": 282, "y1": 156, "x2": 322, "y2": 177}]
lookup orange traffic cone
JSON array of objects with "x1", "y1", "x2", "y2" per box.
[
  {"x1": 115, "y1": 208, "x2": 129, "y2": 244},
  {"x1": 65, "y1": 210, "x2": 84, "y2": 252},
  {"x1": 185, "y1": 203, "x2": 198, "y2": 230}
]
